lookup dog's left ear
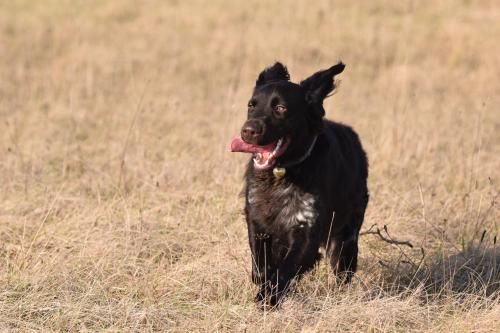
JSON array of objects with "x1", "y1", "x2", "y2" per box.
[
  {"x1": 300, "y1": 62, "x2": 345, "y2": 106},
  {"x1": 255, "y1": 62, "x2": 290, "y2": 87}
]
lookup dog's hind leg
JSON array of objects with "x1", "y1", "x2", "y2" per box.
[
  {"x1": 330, "y1": 229, "x2": 359, "y2": 282},
  {"x1": 329, "y1": 193, "x2": 368, "y2": 282},
  {"x1": 329, "y1": 210, "x2": 364, "y2": 282}
]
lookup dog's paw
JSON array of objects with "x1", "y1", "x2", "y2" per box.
[
  {"x1": 255, "y1": 282, "x2": 285, "y2": 309},
  {"x1": 335, "y1": 270, "x2": 354, "y2": 285},
  {"x1": 255, "y1": 288, "x2": 266, "y2": 303},
  {"x1": 255, "y1": 291, "x2": 280, "y2": 310}
]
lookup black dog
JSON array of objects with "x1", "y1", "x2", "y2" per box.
[{"x1": 230, "y1": 62, "x2": 369, "y2": 306}]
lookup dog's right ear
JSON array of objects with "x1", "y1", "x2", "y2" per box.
[{"x1": 255, "y1": 62, "x2": 290, "y2": 87}]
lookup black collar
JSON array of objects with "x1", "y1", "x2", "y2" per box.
[{"x1": 277, "y1": 135, "x2": 318, "y2": 169}]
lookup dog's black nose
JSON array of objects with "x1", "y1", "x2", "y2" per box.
[{"x1": 241, "y1": 120, "x2": 264, "y2": 144}]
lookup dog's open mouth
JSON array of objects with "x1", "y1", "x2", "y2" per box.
[{"x1": 230, "y1": 137, "x2": 290, "y2": 170}]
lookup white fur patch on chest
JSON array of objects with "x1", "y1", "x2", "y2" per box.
[
  {"x1": 281, "y1": 191, "x2": 317, "y2": 228},
  {"x1": 248, "y1": 182, "x2": 318, "y2": 229}
]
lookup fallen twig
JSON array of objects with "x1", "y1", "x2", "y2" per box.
[{"x1": 360, "y1": 224, "x2": 414, "y2": 248}]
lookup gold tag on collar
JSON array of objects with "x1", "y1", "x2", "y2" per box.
[{"x1": 273, "y1": 167, "x2": 286, "y2": 178}]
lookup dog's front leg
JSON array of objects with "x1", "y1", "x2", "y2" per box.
[
  {"x1": 247, "y1": 222, "x2": 273, "y2": 286},
  {"x1": 263, "y1": 225, "x2": 320, "y2": 306}
]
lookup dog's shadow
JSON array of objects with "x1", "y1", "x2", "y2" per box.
[
  {"x1": 277, "y1": 245, "x2": 500, "y2": 309},
  {"x1": 374, "y1": 245, "x2": 500, "y2": 298}
]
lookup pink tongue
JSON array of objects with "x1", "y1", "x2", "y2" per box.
[{"x1": 230, "y1": 138, "x2": 275, "y2": 154}]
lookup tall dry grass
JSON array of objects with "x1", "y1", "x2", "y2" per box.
[{"x1": 0, "y1": 0, "x2": 499, "y2": 331}]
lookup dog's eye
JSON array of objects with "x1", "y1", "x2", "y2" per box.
[
  {"x1": 275, "y1": 105, "x2": 287, "y2": 113},
  {"x1": 248, "y1": 101, "x2": 255, "y2": 108}
]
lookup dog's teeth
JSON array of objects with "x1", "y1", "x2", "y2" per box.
[
  {"x1": 272, "y1": 138, "x2": 283, "y2": 155},
  {"x1": 253, "y1": 141, "x2": 287, "y2": 169}
]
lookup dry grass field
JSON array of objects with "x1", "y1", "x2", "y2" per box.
[{"x1": 1, "y1": 0, "x2": 499, "y2": 331}]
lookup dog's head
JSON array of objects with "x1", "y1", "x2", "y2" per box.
[{"x1": 230, "y1": 62, "x2": 345, "y2": 170}]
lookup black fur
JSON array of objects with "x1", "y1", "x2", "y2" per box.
[{"x1": 240, "y1": 62, "x2": 369, "y2": 307}]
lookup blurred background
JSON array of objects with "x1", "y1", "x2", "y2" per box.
[{"x1": 0, "y1": 0, "x2": 499, "y2": 331}]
